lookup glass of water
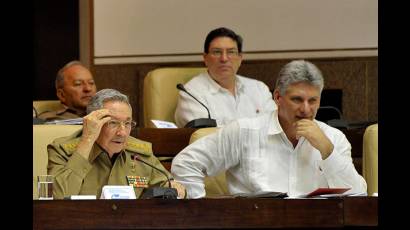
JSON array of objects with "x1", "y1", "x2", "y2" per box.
[{"x1": 37, "y1": 175, "x2": 53, "y2": 200}]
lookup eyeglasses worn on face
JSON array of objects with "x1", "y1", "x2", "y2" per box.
[
  {"x1": 106, "y1": 120, "x2": 137, "y2": 130},
  {"x1": 209, "y1": 49, "x2": 240, "y2": 58}
]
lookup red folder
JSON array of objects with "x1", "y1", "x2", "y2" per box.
[{"x1": 306, "y1": 188, "x2": 351, "y2": 197}]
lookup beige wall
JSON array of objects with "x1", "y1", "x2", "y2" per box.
[
  {"x1": 79, "y1": 0, "x2": 378, "y2": 127},
  {"x1": 81, "y1": 0, "x2": 378, "y2": 65}
]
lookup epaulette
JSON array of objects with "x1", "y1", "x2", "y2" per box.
[
  {"x1": 60, "y1": 138, "x2": 81, "y2": 154},
  {"x1": 125, "y1": 137, "x2": 152, "y2": 156}
]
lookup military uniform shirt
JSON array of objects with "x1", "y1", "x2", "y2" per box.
[
  {"x1": 38, "y1": 103, "x2": 85, "y2": 121},
  {"x1": 47, "y1": 130, "x2": 172, "y2": 199}
]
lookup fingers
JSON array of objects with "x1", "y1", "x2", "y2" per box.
[
  {"x1": 84, "y1": 109, "x2": 112, "y2": 125},
  {"x1": 101, "y1": 116, "x2": 111, "y2": 124},
  {"x1": 294, "y1": 119, "x2": 317, "y2": 140},
  {"x1": 171, "y1": 181, "x2": 186, "y2": 199},
  {"x1": 82, "y1": 109, "x2": 112, "y2": 141},
  {"x1": 294, "y1": 118, "x2": 313, "y2": 127},
  {"x1": 88, "y1": 109, "x2": 110, "y2": 120}
]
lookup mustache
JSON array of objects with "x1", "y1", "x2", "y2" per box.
[{"x1": 112, "y1": 138, "x2": 126, "y2": 142}]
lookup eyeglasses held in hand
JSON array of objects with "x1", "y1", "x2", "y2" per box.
[
  {"x1": 106, "y1": 120, "x2": 137, "y2": 130},
  {"x1": 208, "y1": 49, "x2": 240, "y2": 58}
]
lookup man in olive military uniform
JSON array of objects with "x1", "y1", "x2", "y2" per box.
[
  {"x1": 39, "y1": 104, "x2": 86, "y2": 121},
  {"x1": 38, "y1": 60, "x2": 97, "y2": 121},
  {"x1": 47, "y1": 89, "x2": 186, "y2": 199}
]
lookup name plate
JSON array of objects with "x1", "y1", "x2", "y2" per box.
[
  {"x1": 66, "y1": 195, "x2": 97, "y2": 200},
  {"x1": 100, "y1": 185, "x2": 136, "y2": 199}
]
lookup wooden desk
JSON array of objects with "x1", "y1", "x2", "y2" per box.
[{"x1": 33, "y1": 197, "x2": 377, "y2": 229}]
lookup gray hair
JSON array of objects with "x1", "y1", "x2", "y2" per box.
[
  {"x1": 275, "y1": 60, "x2": 324, "y2": 95},
  {"x1": 55, "y1": 60, "x2": 85, "y2": 89},
  {"x1": 86, "y1": 89, "x2": 131, "y2": 114}
]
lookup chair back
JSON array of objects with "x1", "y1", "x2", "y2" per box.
[
  {"x1": 189, "y1": 127, "x2": 229, "y2": 197},
  {"x1": 33, "y1": 100, "x2": 61, "y2": 116},
  {"x1": 362, "y1": 123, "x2": 378, "y2": 195},
  {"x1": 143, "y1": 67, "x2": 207, "y2": 127},
  {"x1": 33, "y1": 124, "x2": 82, "y2": 199}
]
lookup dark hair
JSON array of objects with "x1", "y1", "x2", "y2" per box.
[{"x1": 204, "y1": 27, "x2": 243, "y2": 53}]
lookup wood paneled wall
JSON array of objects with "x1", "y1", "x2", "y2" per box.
[{"x1": 92, "y1": 57, "x2": 378, "y2": 129}]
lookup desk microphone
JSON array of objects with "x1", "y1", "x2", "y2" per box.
[
  {"x1": 176, "y1": 83, "x2": 217, "y2": 128},
  {"x1": 131, "y1": 154, "x2": 177, "y2": 199},
  {"x1": 317, "y1": 106, "x2": 348, "y2": 128}
]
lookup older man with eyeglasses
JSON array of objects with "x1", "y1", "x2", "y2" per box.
[
  {"x1": 47, "y1": 89, "x2": 186, "y2": 199},
  {"x1": 174, "y1": 27, "x2": 277, "y2": 127}
]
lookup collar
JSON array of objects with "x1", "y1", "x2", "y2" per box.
[
  {"x1": 88, "y1": 136, "x2": 152, "y2": 163},
  {"x1": 88, "y1": 143, "x2": 105, "y2": 163},
  {"x1": 204, "y1": 72, "x2": 244, "y2": 94},
  {"x1": 56, "y1": 104, "x2": 86, "y2": 116},
  {"x1": 55, "y1": 104, "x2": 69, "y2": 115},
  {"x1": 267, "y1": 110, "x2": 284, "y2": 136}
]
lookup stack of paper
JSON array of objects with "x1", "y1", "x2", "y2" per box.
[
  {"x1": 45, "y1": 118, "x2": 83, "y2": 125},
  {"x1": 151, "y1": 120, "x2": 177, "y2": 128},
  {"x1": 234, "y1": 191, "x2": 288, "y2": 198},
  {"x1": 69, "y1": 195, "x2": 97, "y2": 200}
]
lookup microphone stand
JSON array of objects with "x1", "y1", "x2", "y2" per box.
[
  {"x1": 131, "y1": 155, "x2": 178, "y2": 199},
  {"x1": 176, "y1": 84, "x2": 217, "y2": 128}
]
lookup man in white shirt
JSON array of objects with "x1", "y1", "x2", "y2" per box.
[
  {"x1": 174, "y1": 27, "x2": 276, "y2": 127},
  {"x1": 171, "y1": 60, "x2": 367, "y2": 198}
]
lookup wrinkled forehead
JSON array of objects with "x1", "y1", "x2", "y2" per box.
[
  {"x1": 285, "y1": 82, "x2": 321, "y2": 96},
  {"x1": 103, "y1": 101, "x2": 132, "y2": 120},
  {"x1": 64, "y1": 65, "x2": 93, "y2": 81}
]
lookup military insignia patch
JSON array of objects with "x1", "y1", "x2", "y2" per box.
[{"x1": 126, "y1": 175, "x2": 148, "y2": 188}]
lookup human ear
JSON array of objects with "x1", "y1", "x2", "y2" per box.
[
  {"x1": 273, "y1": 89, "x2": 281, "y2": 104},
  {"x1": 57, "y1": 88, "x2": 66, "y2": 103}
]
